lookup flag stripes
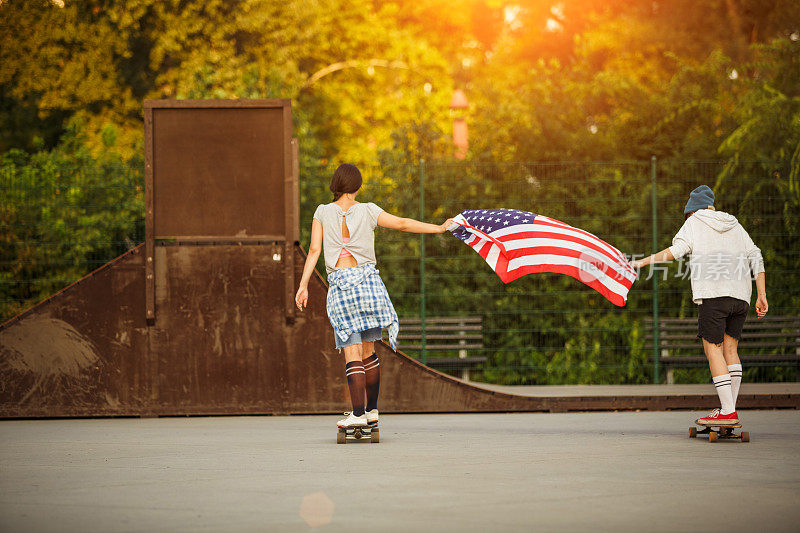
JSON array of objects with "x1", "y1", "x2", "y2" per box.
[{"x1": 449, "y1": 209, "x2": 637, "y2": 307}]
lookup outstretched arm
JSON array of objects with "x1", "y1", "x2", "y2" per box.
[
  {"x1": 631, "y1": 247, "x2": 675, "y2": 269},
  {"x1": 377, "y1": 212, "x2": 455, "y2": 234},
  {"x1": 295, "y1": 219, "x2": 323, "y2": 311}
]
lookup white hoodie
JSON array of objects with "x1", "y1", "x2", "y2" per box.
[{"x1": 668, "y1": 209, "x2": 765, "y2": 305}]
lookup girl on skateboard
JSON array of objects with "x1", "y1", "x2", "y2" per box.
[
  {"x1": 632, "y1": 185, "x2": 767, "y2": 426},
  {"x1": 294, "y1": 163, "x2": 454, "y2": 429}
]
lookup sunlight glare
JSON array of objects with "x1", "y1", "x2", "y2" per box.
[
  {"x1": 504, "y1": 5, "x2": 524, "y2": 31},
  {"x1": 546, "y1": 18, "x2": 563, "y2": 32},
  {"x1": 547, "y1": 3, "x2": 565, "y2": 32}
]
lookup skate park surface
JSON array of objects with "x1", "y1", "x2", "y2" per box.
[{"x1": 2, "y1": 410, "x2": 799, "y2": 532}]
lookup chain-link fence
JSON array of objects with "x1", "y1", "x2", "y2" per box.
[
  {"x1": 1, "y1": 160, "x2": 144, "y2": 320},
  {"x1": 301, "y1": 160, "x2": 799, "y2": 385},
  {"x1": 3, "y1": 159, "x2": 798, "y2": 384}
]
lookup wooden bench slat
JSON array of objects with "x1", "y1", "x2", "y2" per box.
[
  {"x1": 645, "y1": 332, "x2": 800, "y2": 341},
  {"x1": 645, "y1": 315, "x2": 800, "y2": 323},
  {"x1": 741, "y1": 325, "x2": 800, "y2": 331},
  {"x1": 398, "y1": 344, "x2": 484, "y2": 350},
  {"x1": 653, "y1": 321, "x2": 800, "y2": 328},
  {"x1": 650, "y1": 342, "x2": 800, "y2": 350},
  {"x1": 659, "y1": 354, "x2": 800, "y2": 362},
  {"x1": 652, "y1": 324, "x2": 800, "y2": 333},
  {"x1": 656, "y1": 323, "x2": 800, "y2": 336},
  {"x1": 426, "y1": 356, "x2": 488, "y2": 363},
  {"x1": 399, "y1": 325, "x2": 483, "y2": 332},
  {"x1": 741, "y1": 341, "x2": 800, "y2": 346},
  {"x1": 426, "y1": 357, "x2": 487, "y2": 368},
  {"x1": 397, "y1": 334, "x2": 482, "y2": 340},
  {"x1": 657, "y1": 355, "x2": 800, "y2": 366},
  {"x1": 658, "y1": 357, "x2": 708, "y2": 365},
  {"x1": 400, "y1": 317, "x2": 482, "y2": 324}
]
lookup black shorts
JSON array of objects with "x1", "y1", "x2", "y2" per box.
[{"x1": 697, "y1": 296, "x2": 749, "y2": 344}]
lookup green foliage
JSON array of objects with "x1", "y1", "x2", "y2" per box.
[
  {"x1": 0, "y1": 0, "x2": 452, "y2": 164},
  {"x1": 718, "y1": 38, "x2": 800, "y2": 230},
  {"x1": 0, "y1": 121, "x2": 144, "y2": 319}
]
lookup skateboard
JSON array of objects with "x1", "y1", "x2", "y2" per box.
[
  {"x1": 337, "y1": 423, "x2": 379, "y2": 444},
  {"x1": 689, "y1": 420, "x2": 750, "y2": 443}
]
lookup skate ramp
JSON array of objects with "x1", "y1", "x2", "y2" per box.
[{"x1": 0, "y1": 240, "x2": 548, "y2": 416}]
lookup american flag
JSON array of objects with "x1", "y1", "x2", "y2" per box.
[{"x1": 448, "y1": 209, "x2": 637, "y2": 307}]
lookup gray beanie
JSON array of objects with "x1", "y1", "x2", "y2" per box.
[{"x1": 684, "y1": 185, "x2": 715, "y2": 214}]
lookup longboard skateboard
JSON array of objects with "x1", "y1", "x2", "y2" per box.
[
  {"x1": 337, "y1": 423, "x2": 379, "y2": 444},
  {"x1": 690, "y1": 420, "x2": 750, "y2": 443}
]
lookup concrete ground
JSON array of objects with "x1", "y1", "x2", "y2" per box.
[{"x1": 1, "y1": 411, "x2": 799, "y2": 532}]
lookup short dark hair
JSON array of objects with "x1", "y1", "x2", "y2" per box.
[{"x1": 330, "y1": 163, "x2": 362, "y2": 201}]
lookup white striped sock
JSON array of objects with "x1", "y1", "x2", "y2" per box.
[
  {"x1": 728, "y1": 364, "x2": 743, "y2": 408},
  {"x1": 712, "y1": 373, "x2": 735, "y2": 415}
]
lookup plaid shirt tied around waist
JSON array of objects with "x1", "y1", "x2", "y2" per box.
[{"x1": 326, "y1": 264, "x2": 399, "y2": 350}]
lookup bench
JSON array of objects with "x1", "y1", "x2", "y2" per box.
[
  {"x1": 644, "y1": 315, "x2": 800, "y2": 384},
  {"x1": 397, "y1": 317, "x2": 486, "y2": 381}
]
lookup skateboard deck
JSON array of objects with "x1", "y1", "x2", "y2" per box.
[
  {"x1": 337, "y1": 424, "x2": 379, "y2": 444},
  {"x1": 690, "y1": 420, "x2": 750, "y2": 442}
]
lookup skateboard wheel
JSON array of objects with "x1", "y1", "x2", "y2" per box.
[
  {"x1": 689, "y1": 427, "x2": 697, "y2": 438},
  {"x1": 371, "y1": 428, "x2": 380, "y2": 443},
  {"x1": 741, "y1": 431, "x2": 750, "y2": 443},
  {"x1": 337, "y1": 430, "x2": 346, "y2": 444},
  {"x1": 708, "y1": 432, "x2": 718, "y2": 443}
]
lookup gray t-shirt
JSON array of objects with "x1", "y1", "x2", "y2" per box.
[{"x1": 313, "y1": 202, "x2": 384, "y2": 274}]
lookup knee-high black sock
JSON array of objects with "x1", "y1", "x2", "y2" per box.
[
  {"x1": 345, "y1": 361, "x2": 366, "y2": 416},
  {"x1": 363, "y1": 353, "x2": 380, "y2": 412}
]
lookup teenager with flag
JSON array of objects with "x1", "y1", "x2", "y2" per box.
[
  {"x1": 295, "y1": 163, "x2": 454, "y2": 429},
  {"x1": 632, "y1": 185, "x2": 767, "y2": 426}
]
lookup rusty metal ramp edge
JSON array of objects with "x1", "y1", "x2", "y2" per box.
[{"x1": 1, "y1": 243, "x2": 798, "y2": 418}]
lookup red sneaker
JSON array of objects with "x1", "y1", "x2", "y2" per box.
[{"x1": 697, "y1": 408, "x2": 739, "y2": 425}]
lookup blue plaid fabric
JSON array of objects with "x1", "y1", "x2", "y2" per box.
[{"x1": 326, "y1": 264, "x2": 399, "y2": 350}]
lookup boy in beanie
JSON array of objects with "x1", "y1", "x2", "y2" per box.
[{"x1": 633, "y1": 185, "x2": 768, "y2": 425}]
